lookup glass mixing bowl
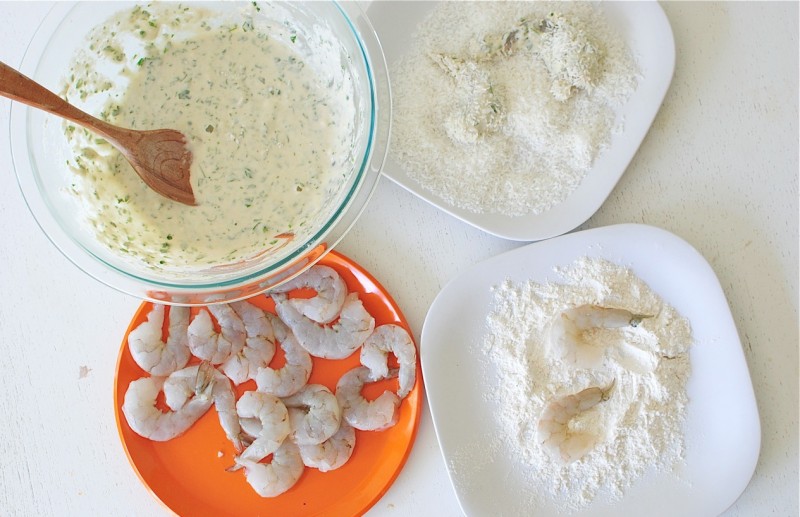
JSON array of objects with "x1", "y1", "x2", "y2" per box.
[{"x1": 10, "y1": 1, "x2": 390, "y2": 305}]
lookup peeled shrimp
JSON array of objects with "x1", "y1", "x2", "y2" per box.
[
  {"x1": 163, "y1": 362, "x2": 244, "y2": 452},
  {"x1": 537, "y1": 380, "x2": 616, "y2": 464},
  {"x1": 360, "y1": 324, "x2": 417, "y2": 398},
  {"x1": 207, "y1": 365, "x2": 244, "y2": 453},
  {"x1": 239, "y1": 416, "x2": 262, "y2": 440},
  {"x1": 254, "y1": 314, "x2": 312, "y2": 397},
  {"x1": 220, "y1": 301, "x2": 276, "y2": 385},
  {"x1": 127, "y1": 304, "x2": 191, "y2": 376},
  {"x1": 298, "y1": 420, "x2": 356, "y2": 472},
  {"x1": 234, "y1": 439, "x2": 304, "y2": 498},
  {"x1": 274, "y1": 292, "x2": 375, "y2": 360},
  {"x1": 187, "y1": 304, "x2": 246, "y2": 365},
  {"x1": 122, "y1": 373, "x2": 213, "y2": 442},
  {"x1": 236, "y1": 391, "x2": 291, "y2": 463},
  {"x1": 336, "y1": 366, "x2": 400, "y2": 431},
  {"x1": 283, "y1": 384, "x2": 342, "y2": 445},
  {"x1": 269, "y1": 265, "x2": 348, "y2": 324},
  {"x1": 162, "y1": 363, "x2": 209, "y2": 411},
  {"x1": 549, "y1": 305, "x2": 652, "y2": 368}
]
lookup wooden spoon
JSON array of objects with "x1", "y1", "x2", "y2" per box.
[{"x1": 0, "y1": 60, "x2": 196, "y2": 205}]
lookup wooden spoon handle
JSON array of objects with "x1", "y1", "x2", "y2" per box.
[{"x1": 0, "y1": 60, "x2": 120, "y2": 142}]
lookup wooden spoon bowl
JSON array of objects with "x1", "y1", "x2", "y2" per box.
[{"x1": 0, "y1": 60, "x2": 195, "y2": 205}]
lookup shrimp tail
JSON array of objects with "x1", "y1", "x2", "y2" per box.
[
  {"x1": 600, "y1": 378, "x2": 616, "y2": 400},
  {"x1": 226, "y1": 455, "x2": 248, "y2": 472},
  {"x1": 195, "y1": 360, "x2": 216, "y2": 399},
  {"x1": 629, "y1": 314, "x2": 652, "y2": 327},
  {"x1": 232, "y1": 435, "x2": 244, "y2": 454}
]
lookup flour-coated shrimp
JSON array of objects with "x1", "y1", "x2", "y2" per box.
[
  {"x1": 537, "y1": 380, "x2": 616, "y2": 464},
  {"x1": 549, "y1": 305, "x2": 652, "y2": 368},
  {"x1": 283, "y1": 384, "x2": 341, "y2": 445},
  {"x1": 234, "y1": 439, "x2": 304, "y2": 498},
  {"x1": 269, "y1": 265, "x2": 348, "y2": 324},
  {"x1": 254, "y1": 314, "x2": 312, "y2": 397},
  {"x1": 360, "y1": 324, "x2": 417, "y2": 398},
  {"x1": 297, "y1": 420, "x2": 356, "y2": 472},
  {"x1": 274, "y1": 293, "x2": 375, "y2": 360},
  {"x1": 122, "y1": 373, "x2": 213, "y2": 442},
  {"x1": 163, "y1": 362, "x2": 244, "y2": 452},
  {"x1": 128, "y1": 304, "x2": 191, "y2": 376},
  {"x1": 336, "y1": 366, "x2": 400, "y2": 431},
  {"x1": 235, "y1": 390, "x2": 291, "y2": 463},
  {"x1": 220, "y1": 301, "x2": 276, "y2": 385},
  {"x1": 187, "y1": 304, "x2": 246, "y2": 365}
]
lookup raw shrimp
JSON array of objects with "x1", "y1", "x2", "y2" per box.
[
  {"x1": 163, "y1": 362, "x2": 244, "y2": 452},
  {"x1": 283, "y1": 384, "x2": 342, "y2": 445},
  {"x1": 187, "y1": 303, "x2": 246, "y2": 365},
  {"x1": 236, "y1": 390, "x2": 291, "y2": 463},
  {"x1": 336, "y1": 366, "x2": 400, "y2": 431},
  {"x1": 360, "y1": 324, "x2": 417, "y2": 398},
  {"x1": 127, "y1": 304, "x2": 191, "y2": 376},
  {"x1": 269, "y1": 265, "x2": 347, "y2": 324},
  {"x1": 234, "y1": 439, "x2": 304, "y2": 498},
  {"x1": 549, "y1": 304, "x2": 652, "y2": 368},
  {"x1": 537, "y1": 380, "x2": 616, "y2": 464},
  {"x1": 254, "y1": 314, "x2": 312, "y2": 398},
  {"x1": 274, "y1": 292, "x2": 375, "y2": 360},
  {"x1": 298, "y1": 420, "x2": 356, "y2": 472},
  {"x1": 162, "y1": 363, "x2": 209, "y2": 411},
  {"x1": 220, "y1": 301, "x2": 276, "y2": 385},
  {"x1": 239, "y1": 416, "x2": 262, "y2": 440},
  {"x1": 122, "y1": 373, "x2": 213, "y2": 442}
]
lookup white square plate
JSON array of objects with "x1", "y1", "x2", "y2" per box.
[
  {"x1": 367, "y1": 2, "x2": 675, "y2": 241},
  {"x1": 420, "y1": 224, "x2": 760, "y2": 516}
]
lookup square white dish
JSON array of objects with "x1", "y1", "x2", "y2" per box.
[
  {"x1": 420, "y1": 224, "x2": 760, "y2": 516},
  {"x1": 367, "y1": 2, "x2": 675, "y2": 241}
]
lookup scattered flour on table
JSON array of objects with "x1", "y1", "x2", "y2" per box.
[
  {"x1": 390, "y1": 2, "x2": 639, "y2": 216},
  {"x1": 482, "y1": 257, "x2": 693, "y2": 511}
]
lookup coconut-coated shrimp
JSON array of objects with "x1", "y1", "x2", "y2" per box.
[
  {"x1": 234, "y1": 439, "x2": 304, "y2": 498},
  {"x1": 236, "y1": 391, "x2": 291, "y2": 463},
  {"x1": 274, "y1": 293, "x2": 375, "y2": 360},
  {"x1": 283, "y1": 384, "x2": 342, "y2": 445},
  {"x1": 537, "y1": 380, "x2": 616, "y2": 464},
  {"x1": 298, "y1": 420, "x2": 356, "y2": 472},
  {"x1": 122, "y1": 373, "x2": 213, "y2": 442},
  {"x1": 163, "y1": 362, "x2": 243, "y2": 452},
  {"x1": 549, "y1": 305, "x2": 652, "y2": 368},
  {"x1": 360, "y1": 324, "x2": 417, "y2": 398},
  {"x1": 336, "y1": 366, "x2": 400, "y2": 431},
  {"x1": 187, "y1": 304, "x2": 246, "y2": 365},
  {"x1": 127, "y1": 304, "x2": 191, "y2": 376},
  {"x1": 220, "y1": 301, "x2": 276, "y2": 385},
  {"x1": 269, "y1": 265, "x2": 348, "y2": 324},
  {"x1": 254, "y1": 314, "x2": 312, "y2": 398}
]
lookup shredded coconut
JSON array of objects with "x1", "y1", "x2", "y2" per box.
[
  {"x1": 390, "y1": 2, "x2": 638, "y2": 216},
  {"x1": 482, "y1": 257, "x2": 692, "y2": 511}
]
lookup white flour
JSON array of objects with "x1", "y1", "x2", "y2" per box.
[
  {"x1": 483, "y1": 257, "x2": 692, "y2": 511},
  {"x1": 390, "y1": 2, "x2": 638, "y2": 216}
]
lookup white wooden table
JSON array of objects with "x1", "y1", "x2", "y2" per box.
[{"x1": 0, "y1": 2, "x2": 796, "y2": 516}]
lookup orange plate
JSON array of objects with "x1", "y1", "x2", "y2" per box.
[{"x1": 113, "y1": 251, "x2": 423, "y2": 516}]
